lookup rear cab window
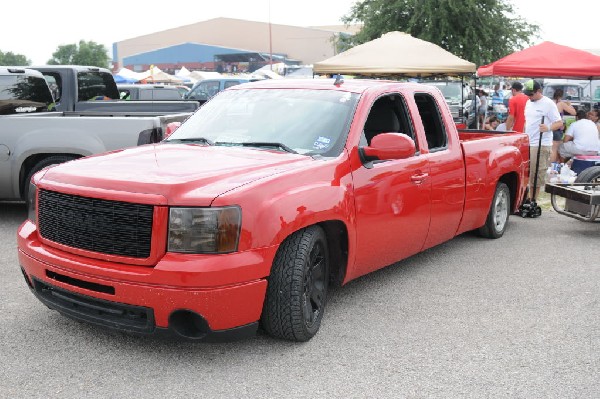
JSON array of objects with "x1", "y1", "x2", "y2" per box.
[
  {"x1": 0, "y1": 71, "x2": 55, "y2": 115},
  {"x1": 78, "y1": 71, "x2": 119, "y2": 100}
]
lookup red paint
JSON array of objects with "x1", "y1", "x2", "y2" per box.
[{"x1": 18, "y1": 80, "x2": 529, "y2": 335}]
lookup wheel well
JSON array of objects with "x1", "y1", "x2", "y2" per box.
[
  {"x1": 317, "y1": 220, "x2": 349, "y2": 287},
  {"x1": 499, "y1": 172, "x2": 518, "y2": 210},
  {"x1": 19, "y1": 153, "x2": 81, "y2": 197}
]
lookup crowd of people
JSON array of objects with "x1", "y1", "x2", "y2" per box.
[{"x1": 479, "y1": 79, "x2": 600, "y2": 199}]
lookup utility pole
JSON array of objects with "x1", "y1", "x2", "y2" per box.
[{"x1": 269, "y1": 0, "x2": 273, "y2": 71}]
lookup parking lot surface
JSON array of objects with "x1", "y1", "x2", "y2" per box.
[{"x1": 1, "y1": 202, "x2": 598, "y2": 398}]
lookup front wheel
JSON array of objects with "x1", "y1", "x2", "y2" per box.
[
  {"x1": 261, "y1": 226, "x2": 329, "y2": 342},
  {"x1": 478, "y1": 182, "x2": 510, "y2": 238}
]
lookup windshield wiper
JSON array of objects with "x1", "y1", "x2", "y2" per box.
[
  {"x1": 166, "y1": 137, "x2": 214, "y2": 145},
  {"x1": 215, "y1": 141, "x2": 298, "y2": 154}
]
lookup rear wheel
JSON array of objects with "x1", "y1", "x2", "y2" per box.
[
  {"x1": 574, "y1": 165, "x2": 600, "y2": 183},
  {"x1": 478, "y1": 182, "x2": 510, "y2": 238},
  {"x1": 261, "y1": 226, "x2": 329, "y2": 342}
]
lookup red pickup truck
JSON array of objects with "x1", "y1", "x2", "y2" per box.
[{"x1": 18, "y1": 79, "x2": 530, "y2": 342}]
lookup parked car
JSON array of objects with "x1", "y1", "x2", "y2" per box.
[
  {"x1": 421, "y1": 80, "x2": 475, "y2": 127},
  {"x1": 175, "y1": 85, "x2": 190, "y2": 98},
  {"x1": 543, "y1": 82, "x2": 589, "y2": 112},
  {"x1": 19, "y1": 78, "x2": 530, "y2": 342},
  {"x1": 0, "y1": 67, "x2": 194, "y2": 202},
  {"x1": 184, "y1": 77, "x2": 254, "y2": 104},
  {"x1": 31, "y1": 65, "x2": 199, "y2": 114},
  {"x1": 117, "y1": 84, "x2": 185, "y2": 101}
]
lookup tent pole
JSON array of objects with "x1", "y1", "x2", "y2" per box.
[{"x1": 474, "y1": 75, "x2": 478, "y2": 129}]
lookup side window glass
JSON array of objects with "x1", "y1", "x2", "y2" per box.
[
  {"x1": 43, "y1": 73, "x2": 61, "y2": 102},
  {"x1": 414, "y1": 93, "x2": 447, "y2": 151},
  {"x1": 139, "y1": 90, "x2": 153, "y2": 100},
  {"x1": 204, "y1": 81, "x2": 220, "y2": 97},
  {"x1": 224, "y1": 81, "x2": 241, "y2": 89},
  {"x1": 363, "y1": 93, "x2": 417, "y2": 152}
]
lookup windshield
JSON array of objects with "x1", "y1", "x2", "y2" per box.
[
  {"x1": 543, "y1": 85, "x2": 582, "y2": 101},
  {"x1": 166, "y1": 88, "x2": 359, "y2": 156}
]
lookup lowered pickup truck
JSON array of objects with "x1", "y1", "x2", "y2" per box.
[
  {"x1": 0, "y1": 67, "x2": 192, "y2": 201},
  {"x1": 31, "y1": 65, "x2": 199, "y2": 114},
  {"x1": 18, "y1": 79, "x2": 530, "y2": 342}
]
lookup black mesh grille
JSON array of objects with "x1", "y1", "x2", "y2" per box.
[
  {"x1": 33, "y1": 278, "x2": 155, "y2": 333},
  {"x1": 38, "y1": 189, "x2": 154, "y2": 258}
]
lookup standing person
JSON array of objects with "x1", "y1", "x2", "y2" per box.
[
  {"x1": 523, "y1": 79, "x2": 563, "y2": 199},
  {"x1": 491, "y1": 84, "x2": 504, "y2": 108},
  {"x1": 550, "y1": 88, "x2": 577, "y2": 162},
  {"x1": 502, "y1": 83, "x2": 512, "y2": 108},
  {"x1": 558, "y1": 110, "x2": 600, "y2": 161},
  {"x1": 505, "y1": 82, "x2": 528, "y2": 133}
]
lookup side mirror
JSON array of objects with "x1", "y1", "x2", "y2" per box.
[{"x1": 359, "y1": 133, "x2": 416, "y2": 163}]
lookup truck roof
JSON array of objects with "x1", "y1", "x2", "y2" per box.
[
  {"x1": 229, "y1": 78, "x2": 430, "y2": 94},
  {"x1": 0, "y1": 66, "x2": 45, "y2": 78},
  {"x1": 30, "y1": 65, "x2": 113, "y2": 74}
]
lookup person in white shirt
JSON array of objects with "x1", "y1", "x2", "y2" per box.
[
  {"x1": 523, "y1": 80, "x2": 563, "y2": 199},
  {"x1": 559, "y1": 110, "x2": 600, "y2": 161}
]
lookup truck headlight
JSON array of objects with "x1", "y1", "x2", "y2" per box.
[
  {"x1": 27, "y1": 182, "x2": 37, "y2": 224},
  {"x1": 168, "y1": 207, "x2": 241, "y2": 253}
]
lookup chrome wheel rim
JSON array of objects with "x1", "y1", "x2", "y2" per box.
[{"x1": 493, "y1": 189, "x2": 509, "y2": 232}]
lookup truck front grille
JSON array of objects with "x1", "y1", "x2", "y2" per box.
[{"x1": 38, "y1": 189, "x2": 154, "y2": 258}]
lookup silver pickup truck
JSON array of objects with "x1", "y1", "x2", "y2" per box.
[{"x1": 0, "y1": 67, "x2": 192, "y2": 201}]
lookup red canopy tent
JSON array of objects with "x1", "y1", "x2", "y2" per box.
[{"x1": 477, "y1": 41, "x2": 600, "y2": 79}]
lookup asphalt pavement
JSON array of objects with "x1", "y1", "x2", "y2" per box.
[{"x1": 1, "y1": 202, "x2": 598, "y2": 398}]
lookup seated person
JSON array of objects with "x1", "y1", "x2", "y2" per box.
[
  {"x1": 483, "y1": 115, "x2": 500, "y2": 130},
  {"x1": 587, "y1": 109, "x2": 600, "y2": 134},
  {"x1": 559, "y1": 110, "x2": 600, "y2": 161}
]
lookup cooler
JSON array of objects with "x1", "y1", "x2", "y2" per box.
[{"x1": 571, "y1": 155, "x2": 600, "y2": 175}]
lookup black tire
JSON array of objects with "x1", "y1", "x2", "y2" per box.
[
  {"x1": 478, "y1": 182, "x2": 510, "y2": 239},
  {"x1": 261, "y1": 226, "x2": 329, "y2": 342},
  {"x1": 22, "y1": 155, "x2": 76, "y2": 200},
  {"x1": 574, "y1": 165, "x2": 600, "y2": 183}
]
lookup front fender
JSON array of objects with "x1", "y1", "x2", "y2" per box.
[{"x1": 211, "y1": 160, "x2": 357, "y2": 253}]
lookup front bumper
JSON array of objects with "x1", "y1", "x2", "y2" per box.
[{"x1": 18, "y1": 221, "x2": 275, "y2": 341}]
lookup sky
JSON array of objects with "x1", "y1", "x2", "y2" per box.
[{"x1": 0, "y1": 0, "x2": 597, "y2": 65}]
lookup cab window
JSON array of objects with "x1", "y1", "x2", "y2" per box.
[{"x1": 414, "y1": 93, "x2": 447, "y2": 151}]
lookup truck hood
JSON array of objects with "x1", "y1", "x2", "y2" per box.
[{"x1": 40, "y1": 144, "x2": 313, "y2": 205}]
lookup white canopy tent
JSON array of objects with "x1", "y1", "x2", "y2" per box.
[
  {"x1": 145, "y1": 66, "x2": 183, "y2": 84},
  {"x1": 313, "y1": 31, "x2": 476, "y2": 77},
  {"x1": 188, "y1": 71, "x2": 223, "y2": 81}
]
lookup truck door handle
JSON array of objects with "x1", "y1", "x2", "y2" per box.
[{"x1": 410, "y1": 173, "x2": 428, "y2": 184}]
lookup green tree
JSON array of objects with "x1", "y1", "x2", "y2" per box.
[
  {"x1": 342, "y1": 0, "x2": 539, "y2": 66},
  {"x1": 47, "y1": 40, "x2": 110, "y2": 68},
  {"x1": 0, "y1": 50, "x2": 30, "y2": 66}
]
